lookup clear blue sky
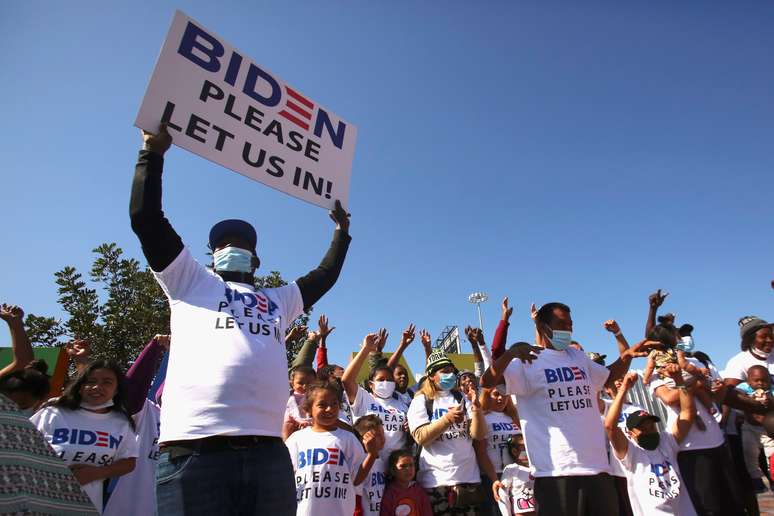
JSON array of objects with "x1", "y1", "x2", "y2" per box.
[{"x1": 2, "y1": 1, "x2": 772, "y2": 377}]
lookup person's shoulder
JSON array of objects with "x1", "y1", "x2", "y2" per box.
[{"x1": 725, "y1": 351, "x2": 748, "y2": 367}]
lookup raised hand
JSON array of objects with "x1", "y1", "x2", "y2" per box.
[
  {"x1": 400, "y1": 323, "x2": 416, "y2": 346},
  {"x1": 329, "y1": 200, "x2": 350, "y2": 233},
  {"x1": 141, "y1": 123, "x2": 172, "y2": 156},
  {"x1": 603, "y1": 320, "x2": 621, "y2": 334},
  {"x1": 466, "y1": 387, "x2": 481, "y2": 412},
  {"x1": 623, "y1": 339, "x2": 661, "y2": 360},
  {"x1": 464, "y1": 326, "x2": 481, "y2": 344},
  {"x1": 362, "y1": 429, "x2": 385, "y2": 455},
  {"x1": 444, "y1": 404, "x2": 465, "y2": 425},
  {"x1": 509, "y1": 342, "x2": 542, "y2": 364},
  {"x1": 0, "y1": 304, "x2": 24, "y2": 324},
  {"x1": 362, "y1": 333, "x2": 380, "y2": 354},
  {"x1": 285, "y1": 325, "x2": 306, "y2": 344},
  {"x1": 65, "y1": 340, "x2": 91, "y2": 363},
  {"x1": 662, "y1": 363, "x2": 683, "y2": 384},
  {"x1": 530, "y1": 303, "x2": 538, "y2": 321},
  {"x1": 375, "y1": 328, "x2": 389, "y2": 352},
  {"x1": 153, "y1": 334, "x2": 171, "y2": 351},
  {"x1": 502, "y1": 297, "x2": 513, "y2": 322},
  {"x1": 318, "y1": 315, "x2": 335, "y2": 340},
  {"x1": 649, "y1": 289, "x2": 668, "y2": 309},
  {"x1": 420, "y1": 329, "x2": 432, "y2": 354},
  {"x1": 621, "y1": 371, "x2": 639, "y2": 390}
]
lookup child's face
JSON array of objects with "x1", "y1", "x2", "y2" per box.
[
  {"x1": 310, "y1": 389, "x2": 340, "y2": 428},
  {"x1": 392, "y1": 455, "x2": 416, "y2": 483},
  {"x1": 291, "y1": 372, "x2": 315, "y2": 394},
  {"x1": 489, "y1": 389, "x2": 507, "y2": 412},
  {"x1": 508, "y1": 437, "x2": 529, "y2": 467},
  {"x1": 394, "y1": 366, "x2": 409, "y2": 391},
  {"x1": 748, "y1": 370, "x2": 771, "y2": 391}
]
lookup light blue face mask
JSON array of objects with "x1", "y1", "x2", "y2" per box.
[
  {"x1": 550, "y1": 330, "x2": 573, "y2": 351},
  {"x1": 438, "y1": 372, "x2": 457, "y2": 391},
  {"x1": 213, "y1": 246, "x2": 253, "y2": 273},
  {"x1": 676, "y1": 336, "x2": 694, "y2": 353}
]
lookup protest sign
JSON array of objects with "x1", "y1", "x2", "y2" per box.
[{"x1": 135, "y1": 11, "x2": 357, "y2": 209}]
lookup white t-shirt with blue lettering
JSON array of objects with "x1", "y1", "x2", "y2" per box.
[
  {"x1": 285, "y1": 427, "x2": 366, "y2": 516},
  {"x1": 357, "y1": 457, "x2": 386, "y2": 516},
  {"x1": 503, "y1": 347, "x2": 610, "y2": 477},
  {"x1": 31, "y1": 406, "x2": 139, "y2": 514},
  {"x1": 103, "y1": 399, "x2": 161, "y2": 516},
  {"x1": 407, "y1": 391, "x2": 481, "y2": 488},
  {"x1": 153, "y1": 247, "x2": 304, "y2": 442},
  {"x1": 483, "y1": 411, "x2": 521, "y2": 474},
  {"x1": 616, "y1": 432, "x2": 688, "y2": 516}
]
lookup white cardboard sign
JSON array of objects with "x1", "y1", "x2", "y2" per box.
[{"x1": 136, "y1": 11, "x2": 357, "y2": 209}]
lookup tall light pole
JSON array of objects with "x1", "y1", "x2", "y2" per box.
[{"x1": 468, "y1": 291, "x2": 488, "y2": 330}]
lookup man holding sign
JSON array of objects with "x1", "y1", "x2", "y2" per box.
[{"x1": 130, "y1": 124, "x2": 351, "y2": 515}]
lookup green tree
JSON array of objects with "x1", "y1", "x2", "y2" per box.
[
  {"x1": 25, "y1": 244, "x2": 308, "y2": 368},
  {"x1": 24, "y1": 243, "x2": 171, "y2": 368}
]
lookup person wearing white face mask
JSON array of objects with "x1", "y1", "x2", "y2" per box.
[
  {"x1": 342, "y1": 335, "x2": 410, "y2": 460},
  {"x1": 407, "y1": 348, "x2": 486, "y2": 515},
  {"x1": 481, "y1": 302, "x2": 651, "y2": 516},
  {"x1": 130, "y1": 126, "x2": 352, "y2": 516},
  {"x1": 342, "y1": 335, "x2": 411, "y2": 516}
]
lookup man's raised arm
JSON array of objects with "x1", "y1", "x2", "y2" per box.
[
  {"x1": 296, "y1": 201, "x2": 352, "y2": 310},
  {"x1": 129, "y1": 125, "x2": 184, "y2": 272}
]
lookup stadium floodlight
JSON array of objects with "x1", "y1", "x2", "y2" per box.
[{"x1": 468, "y1": 291, "x2": 488, "y2": 330}]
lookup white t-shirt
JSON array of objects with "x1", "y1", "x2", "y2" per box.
[
  {"x1": 407, "y1": 391, "x2": 481, "y2": 488},
  {"x1": 483, "y1": 411, "x2": 520, "y2": 474},
  {"x1": 103, "y1": 399, "x2": 161, "y2": 516},
  {"x1": 648, "y1": 378, "x2": 724, "y2": 451},
  {"x1": 358, "y1": 457, "x2": 386, "y2": 516},
  {"x1": 31, "y1": 406, "x2": 139, "y2": 514},
  {"x1": 153, "y1": 248, "x2": 303, "y2": 442},
  {"x1": 602, "y1": 399, "x2": 644, "y2": 478},
  {"x1": 503, "y1": 347, "x2": 610, "y2": 477},
  {"x1": 396, "y1": 389, "x2": 414, "y2": 407},
  {"x1": 723, "y1": 350, "x2": 774, "y2": 382},
  {"x1": 351, "y1": 387, "x2": 409, "y2": 460},
  {"x1": 285, "y1": 427, "x2": 366, "y2": 516},
  {"x1": 616, "y1": 432, "x2": 685, "y2": 516},
  {"x1": 496, "y1": 464, "x2": 535, "y2": 515}
]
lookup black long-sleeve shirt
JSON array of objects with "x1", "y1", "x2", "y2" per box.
[{"x1": 129, "y1": 150, "x2": 351, "y2": 310}]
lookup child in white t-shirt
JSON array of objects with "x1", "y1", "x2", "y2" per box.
[
  {"x1": 31, "y1": 360, "x2": 139, "y2": 514},
  {"x1": 353, "y1": 415, "x2": 387, "y2": 516},
  {"x1": 493, "y1": 433, "x2": 535, "y2": 516},
  {"x1": 285, "y1": 379, "x2": 384, "y2": 516},
  {"x1": 282, "y1": 366, "x2": 317, "y2": 440},
  {"x1": 605, "y1": 367, "x2": 694, "y2": 516}
]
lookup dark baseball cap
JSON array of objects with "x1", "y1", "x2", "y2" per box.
[
  {"x1": 626, "y1": 410, "x2": 661, "y2": 430},
  {"x1": 209, "y1": 220, "x2": 257, "y2": 250},
  {"x1": 738, "y1": 316, "x2": 773, "y2": 339}
]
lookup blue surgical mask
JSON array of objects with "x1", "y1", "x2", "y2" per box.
[
  {"x1": 438, "y1": 373, "x2": 457, "y2": 391},
  {"x1": 550, "y1": 330, "x2": 573, "y2": 351},
  {"x1": 213, "y1": 247, "x2": 253, "y2": 273},
  {"x1": 676, "y1": 336, "x2": 694, "y2": 353}
]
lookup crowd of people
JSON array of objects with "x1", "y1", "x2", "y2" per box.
[{"x1": 1, "y1": 127, "x2": 773, "y2": 516}]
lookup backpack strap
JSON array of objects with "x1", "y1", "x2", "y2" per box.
[{"x1": 425, "y1": 396, "x2": 435, "y2": 421}]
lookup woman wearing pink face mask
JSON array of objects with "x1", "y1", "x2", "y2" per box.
[{"x1": 474, "y1": 387, "x2": 521, "y2": 516}]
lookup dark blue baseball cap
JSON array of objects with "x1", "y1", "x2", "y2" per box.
[{"x1": 208, "y1": 219, "x2": 257, "y2": 250}]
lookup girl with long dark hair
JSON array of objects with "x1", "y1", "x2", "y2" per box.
[{"x1": 31, "y1": 360, "x2": 139, "y2": 514}]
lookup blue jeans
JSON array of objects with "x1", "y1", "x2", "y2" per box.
[{"x1": 156, "y1": 439, "x2": 296, "y2": 516}]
